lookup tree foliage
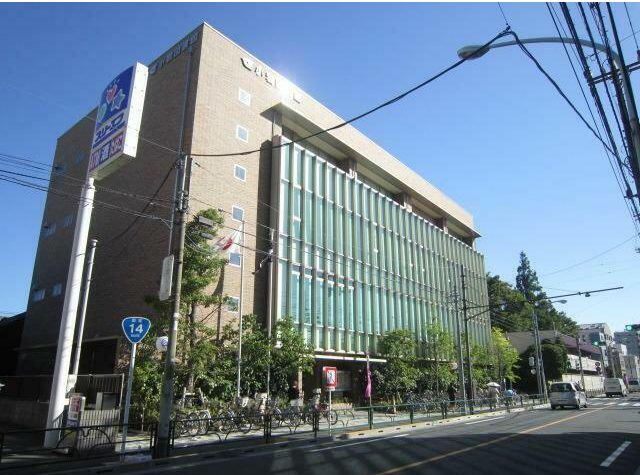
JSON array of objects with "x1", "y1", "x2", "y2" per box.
[
  {"x1": 487, "y1": 252, "x2": 578, "y2": 336},
  {"x1": 472, "y1": 328, "x2": 519, "y2": 387},
  {"x1": 375, "y1": 329, "x2": 419, "y2": 403},
  {"x1": 131, "y1": 209, "x2": 313, "y2": 423},
  {"x1": 422, "y1": 321, "x2": 457, "y2": 393}
]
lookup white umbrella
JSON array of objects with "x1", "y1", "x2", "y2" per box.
[{"x1": 487, "y1": 382, "x2": 500, "y2": 388}]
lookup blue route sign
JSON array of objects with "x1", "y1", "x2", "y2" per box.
[{"x1": 122, "y1": 317, "x2": 151, "y2": 344}]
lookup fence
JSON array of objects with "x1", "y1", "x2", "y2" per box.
[
  {"x1": 0, "y1": 421, "x2": 156, "y2": 471},
  {"x1": 0, "y1": 394, "x2": 548, "y2": 470}
]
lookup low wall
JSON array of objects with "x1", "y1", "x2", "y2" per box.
[{"x1": 0, "y1": 398, "x2": 49, "y2": 428}]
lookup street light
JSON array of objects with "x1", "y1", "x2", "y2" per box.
[{"x1": 457, "y1": 36, "x2": 640, "y2": 195}]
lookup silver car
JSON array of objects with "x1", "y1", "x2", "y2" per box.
[{"x1": 549, "y1": 382, "x2": 587, "y2": 410}]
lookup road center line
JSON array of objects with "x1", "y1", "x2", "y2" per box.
[
  {"x1": 465, "y1": 416, "x2": 505, "y2": 425},
  {"x1": 601, "y1": 441, "x2": 631, "y2": 467},
  {"x1": 372, "y1": 407, "x2": 606, "y2": 475},
  {"x1": 308, "y1": 433, "x2": 408, "y2": 453}
]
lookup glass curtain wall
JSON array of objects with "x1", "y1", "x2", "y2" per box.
[{"x1": 275, "y1": 140, "x2": 490, "y2": 355}]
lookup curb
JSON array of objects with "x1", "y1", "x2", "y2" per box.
[{"x1": 339, "y1": 403, "x2": 549, "y2": 440}]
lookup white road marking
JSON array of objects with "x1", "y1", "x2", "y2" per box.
[
  {"x1": 633, "y1": 403, "x2": 640, "y2": 407},
  {"x1": 465, "y1": 416, "x2": 505, "y2": 425},
  {"x1": 600, "y1": 441, "x2": 631, "y2": 467},
  {"x1": 591, "y1": 402, "x2": 603, "y2": 406},
  {"x1": 307, "y1": 433, "x2": 409, "y2": 453},
  {"x1": 605, "y1": 402, "x2": 617, "y2": 406},
  {"x1": 619, "y1": 402, "x2": 630, "y2": 406}
]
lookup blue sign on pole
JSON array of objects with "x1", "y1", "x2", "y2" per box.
[{"x1": 121, "y1": 317, "x2": 151, "y2": 344}]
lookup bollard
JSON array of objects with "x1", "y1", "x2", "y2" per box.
[
  {"x1": 368, "y1": 407, "x2": 373, "y2": 430},
  {"x1": 313, "y1": 410, "x2": 320, "y2": 440},
  {"x1": 409, "y1": 404, "x2": 414, "y2": 424},
  {"x1": 264, "y1": 414, "x2": 272, "y2": 444}
]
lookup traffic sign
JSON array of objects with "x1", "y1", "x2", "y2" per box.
[
  {"x1": 122, "y1": 316, "x2": 151, "y2": 344},
  {"x1": 625, "y1": 324, "x2": 640, "y2": 331},
  {"x1": 323, "y1": 366, "x2": 338, "y2": 391}
]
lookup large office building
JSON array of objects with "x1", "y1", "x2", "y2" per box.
[{"x1": 17, "y1": 23, "x2": 490, "y2": 394}]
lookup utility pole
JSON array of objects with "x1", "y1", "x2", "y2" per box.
[
  {"x1": 575, "y1": 335, "x2": 586, "y2": 392},
  {"x1": 265, "y1": 229, "x2": 275, "y2": 398},
  {"x1": 460, "y1": 265, "x2": 473, "y2": 413},
  {"x1": 70, "y1": 238, "x2": 98, "y2": 376},
  {"x1": 44, "y1": 178, "x2": 95, "y2": 448},
  {"x1": 236, "y1": 220, "x2": 246, "y2": 398},
  {"x1": 451, "y1": 266, "x2": 467, "y2": 415},
  {"x1": 155, "y1": 154, "x2": 190, "y2": 458},
  {"x1": 532, "y1": 308, "x2": 547, "y2": 399}
]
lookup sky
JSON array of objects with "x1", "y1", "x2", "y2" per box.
[{"x1": 0, "y1": 2, "x2": 639, "y2": 332}]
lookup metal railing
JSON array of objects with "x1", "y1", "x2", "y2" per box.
[
  {"x1": 0, "y1": 421, "x2": 155, "y2": 470},
  {"x1": 0, "y1": 393, "x2": 549, "y2": 468}
]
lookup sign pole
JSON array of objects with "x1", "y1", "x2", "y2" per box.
[
  {"x1": 120, "y1": 316, "x2": 151, "y2": 458},
  {"x1": 121, "y1": 342, "x2": 137, "y2": 455},
  {"x1": 44, "y1": 178, "x2": 95, "y2": 448},
  {"x1": 328, "y1": 389, "x2": 332, "y2": 436}
]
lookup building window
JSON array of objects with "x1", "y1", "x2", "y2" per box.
[
  {"x1": 62, "y1": 214, "x2": 74, "y2": 228},
  {"x1": 232, "y1": 206, "x2": 244, "y2": 222},
  {"x1": 234, "y1": 164, "x2": 247, "y2": 182},
  {"x1": 32, "y1": 288, "x2": 45, "y2": 302},
  {"x1": 236, "y1": 125, "x2": 249, "y2": 143},
  {"x1": 226, "y1": 296, "x2": 239, "y2": 312},
  {"x1": 229, "y1": 252, "x2": 241, "y2": 267},
  {"x1": 51, "y1": 283, "x2": 63, "y2": 297},
  {"x1": 43, "y1": 222, "x2": 57, "y2": 237},
  {"x1": 238, "y1": 88, "x2": 251, "y2": 106}
]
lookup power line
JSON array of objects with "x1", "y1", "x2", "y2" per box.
[
  {"x1": 497, "y1": 3, "x2": 511, "y2": 28},
  {"x1": 2, "y1": 82, "x2": 179, "y2": 157},
  {"x1": 190, "y1": 28, "x2": 512, "y2": 158},
  {"x1": 624, "y1": 3, "x2": 640, "y2": 52},
  {"x1": 540, "y1": 234, "x2": 637, "y2": 277},
  {"x1": 0, "y1": 153, "x2": 175, "y2": 206},
  {"x1": 557, "y1": 4, "x2": 640, "y2": 235},
  {"x1": 0, "y1": 174, "x2": 169, "y2": 226}
]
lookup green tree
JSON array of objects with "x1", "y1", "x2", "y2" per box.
[
  {"x1": 131, "y1": 209, "x2": 229, "y2": 422},
  {"x1": 181, "y1": 209, "x2": 228, "y2": 390},
  {"x1": 376, "y1": 329, "x2": 419, "y2": 405},
  {"x1": 492, "y1": 253, "x2": 578, "y2": 336},
  {"x1": 423, "y1": 321, "x2": 457, "y2": 394},
  {"x1": 486, "y1": 273, "x2": 530, "y2": 332},
  {"x1": 269, "y1": 316, "x2": 315, "y2": 398},
  {"x1": 472, "y1": 328, "x2": 519, "y2": 387},
  {"x1": 541, "y1": 340, "x2": 569, "y2": 381},
  {"x1": 515, "y1": 251, "x2": 542, "y2": 302}
]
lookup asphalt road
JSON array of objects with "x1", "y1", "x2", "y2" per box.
[{"x1": 127, "y1": 395, "x2": 640, "y2": 475}]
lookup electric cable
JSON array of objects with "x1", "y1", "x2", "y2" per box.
[{"x1": 190, "y1": 29, "x2": 512, "y2": 158}]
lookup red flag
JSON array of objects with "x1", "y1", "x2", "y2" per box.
[{"x1": 213, "y1": 227, "x2": 240, "y2": 252}]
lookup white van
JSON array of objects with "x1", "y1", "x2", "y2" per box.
[
  {"x1": 604, "y1": 378, "x2": 628, "y2": 397},
  {"x1": 628, "y1": 379, "x2": 640, "y2": 393},
  {"x1": 549, "y1": 382, "x2": 587, "y2": 410}
]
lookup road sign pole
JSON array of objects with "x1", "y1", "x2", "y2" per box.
[
  {"x1": 121, "y1": 342, "x2": 137, "y2": 456},
  {"x1": 328, "y1": 389, "x2": 332, "y2": 436},
  {"x1": 119, "y1": 316, "x2": 151, "y2": 457}
]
